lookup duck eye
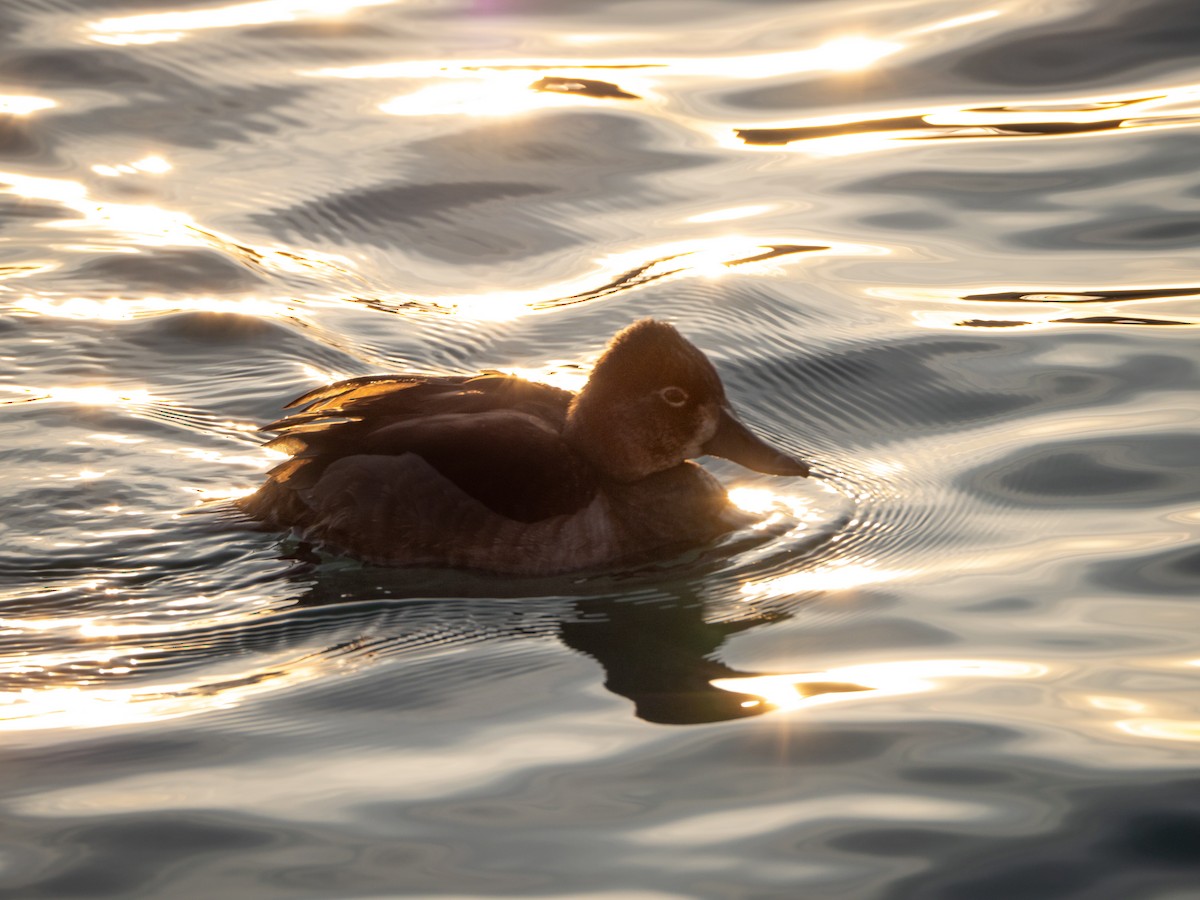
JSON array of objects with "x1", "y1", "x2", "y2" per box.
[{"x1": 659, "y1": 386, "x2": 688, "y2": 407}]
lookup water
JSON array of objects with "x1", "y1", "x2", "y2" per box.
[{"x1": 2, "y1": 0, "x2": 1198, "y2": 896}]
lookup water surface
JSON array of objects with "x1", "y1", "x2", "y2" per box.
[{"x1": 2, "y1": 0, "x2": 1198, "y2": 897}]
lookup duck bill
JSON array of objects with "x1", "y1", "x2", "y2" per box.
[{"x1": 702, "y1": 407, "x2": 810, "y2": 477}]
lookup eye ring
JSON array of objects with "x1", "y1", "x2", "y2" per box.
[{"x1": 659, "y1": 386, "x2": 688, "y2": 407}]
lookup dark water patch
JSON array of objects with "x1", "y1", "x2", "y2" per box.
[
  {"x1": 842, "y1": 133, "x2": 1200, "y2": 216},
  {"x1": 861, "y1": 211, "x2": 950, "y2": 230},
  {"x1": 0, "y1": 113, "x2": 48, "y2": 161},
  {"x1": 58, "y1": 83, "x2": 312, "y2": 150},
  {"x1": 404, "y1": 111, "x2": 710, "y2": 186},
  {"x1": 311, "y1": 112, "x2": 713, "y2": 262},
  {"x1": 738, "y1": 616, "x2": 960, "y2": 658},
  {"x1": 899, "y1": 765, "x2": 1016, "y2": 786},
  {"x1": 962, "y1": 434, "x2": 1200, "y2": 509},
  {"x1": 956, "y1": 0, "x2": 1200, "y2": 89},
  {"x1": 1107, "y1": 812, "x2": 1200, "y2": 867},
  {"x1": 725, "y1": 337, "x2": 1037, "y2": 453},
  {"x1": 724, "y1": 1, "x2": 1200, "y2": 115},
  {"x1": 246, "y1": 20, "x2": 399, "y2": 42},
  {"x1": 257, "y1": 180, "x2": 566, "y2": 254},
  {"x1": 2, "y1": 805, "x2": 440, "y2": 899},
  {"x1": 11, "y1": 812, "x2": 280, "y2": 900},
  {"x1": 531, "y1": 76, "x2": 640, "y2": 100},
  {"x1": 844, "y1": 168, "x2": 1089, "y2": 213},
  {"x1": 0, "y1": 735, "x2": 227, "y2": 797},
  {"x1": 133, "y1": 310, "x2": 290, "y2": 344},
  {"x1": 71, "y1": 249, "x2": 267, "y2": 294},
  {"x1": 0, "y1": 197, "x2": 83, "y2": 227},
  {"x1": 1088, "y1": 543, "x2": 1200, "y2": 596},
  {"x1": 845, "y1": 168, "x2": 1086, "y2": 213},
  {"x1": 0, "y1": 511, "x2": 246, "y2": 587},
  {"x1": 964, "y1": 597, "x2": 1040, "y2": 614},
  {"x1": 740, "y1": 335, "x2": 1197, "y2": 456},
  {"x1": 833, "y1": 826, "x2": 973, "y2": 857},
  {"x1": 0, "y1": 49, "x2": 156, "y2": 91},
  {"x1": 879, "y1": 776, "x2": 1200, "y2": 900},
  {"x1": 1016, "y1": 207, "x2": 1200, "y2": 251}
]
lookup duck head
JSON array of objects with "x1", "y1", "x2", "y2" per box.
[{"x1": 564, "y1": 319, "x2": 810, "y2": 482}]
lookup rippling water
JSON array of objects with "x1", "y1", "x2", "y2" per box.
[{"x1": 3, "y1": 0, "x2": 1199, "y2": 896}]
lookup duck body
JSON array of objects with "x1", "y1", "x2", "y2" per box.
[{"x1": 239, "y1": 320, "x2": 809, "y2": 574}]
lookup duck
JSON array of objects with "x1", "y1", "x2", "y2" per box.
[{"x1": 238, "y1": 319, "x2": 810, "y2": 574}]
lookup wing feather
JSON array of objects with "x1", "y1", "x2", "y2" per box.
[{"x1": 240, "y1": 372, "x2": 590, "y2": 528}]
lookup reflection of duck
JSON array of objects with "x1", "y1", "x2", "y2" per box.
[
  {"x1": 284, "y1": 565, "x2": 867, "y2": 726},
  {"x1": 239, "y1": 319, "x2": 809, "y2": 574},
  {"x1": 561, "y1": 594, "x2": 868, "y2": 725}
]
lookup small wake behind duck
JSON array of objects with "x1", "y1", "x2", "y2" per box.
[{"x1": 238, "y1": 319, "x2": 812, "y2": 574}]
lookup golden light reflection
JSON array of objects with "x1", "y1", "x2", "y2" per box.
[
  {"x1": 741, "y1": 560, "x2": 916, "y2": 598},
  {"x1": 313, "y1": 39, "x2": 903, "y2": 150},
  {"x1": 0, "y1": 615, "x2": 111, "y2": 635},
  {"x1": 0, "y1": 606, "x2": 343, "y2": 731},
  {"x1": 91, "y1": 155, "x2": 172, "y2": 178},
  {"x1": 298, "y1": 363, "x2": 351, "y2": 385},
  {"x1": 0, "y1": 95, "x2": 57, "y2": 115},
  {"x1": 1, "y1": 168, "x2": 356, "y2": 291},
  {"x1": 380, "y1": 71, "x2": 625, "y2": 118},
  {"x1": 686, "y1": 204, "x2": 778, "y2": 224},
  {"x1": 89, "y1": 0, "x2": 393, "y2": 43},
  {"x1": 90, "y1": 31, "x2": 185, "y2": 47},
  {"x1": 802, "y1": 37, "x2": 901, "y2": 73},
  {"x1": 735, "y1": 83, "x2": 1200, "y2": 156},
  {"x1": 727, "y1": 487, "x2": 779, "y2": 515},
  {"x1": 0, "y1": 169, "x2": 199, "y2": 247},
  {"x1": 0, "y1": 383, "x2": 152, "y2": 408},
  {"x1": 395, "y1": 235, "x2": 869, "y2": 322},
  {"x1": 89, "y1": 432, "x2": 146, "y2": 445},
  {"x1": 861, "y1": 458, "x2": 906, "y2": 478},
  {"x1": 876, "y1": 282, "x2": 1200, "y2": 311},
  {"x1": 904, "y1": 10, "x2": 1002, "y2": 36},
  {"x1": 728, "y1": 485, "x2": 827, "y2": 534},
  {"x1": 171, "y1": 446, "x2": 276, "y2": 469},
  {"x1": 312, "y1": 37, "x2": 901, "y2": 84},
  {"x1": 1116, "y1": 719, "x2": 1200, "y2": 742},
  {"x1": 0, "y1": 604, "x2": 263, "y2": 642},
  {"x1": 191, "y1": 485, "x2": 257, "y2": 503},
  {"x1": 712, "y1": 659, "x2": 1046, "y2": 712},
  {"x1": 908, "y1": 305, "x2": 1199, "y2": 332},
  {"x1": 0, "y1": 660, "x2": 319, "y2": 731},
  {"x1": 0, "y1": 261, "x2": 56, "y2": 280},
  {"x1": 1088, "y1": 695, "x2": 1148, "y2": 713},
  {"x1": 499, "y1": 365, "x2": 590, "y2": 394},
  {"x1": 13, "y1": 294, "x2": 303, "y2": 321}
]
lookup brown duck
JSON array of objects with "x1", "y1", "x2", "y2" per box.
[{"x1": 239, "y1": 319, "x2": 810, "y2": 574}]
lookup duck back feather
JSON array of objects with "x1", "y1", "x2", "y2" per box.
[{"x1": 240, "y1": 373, "x2": 596, "y2": 529}]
